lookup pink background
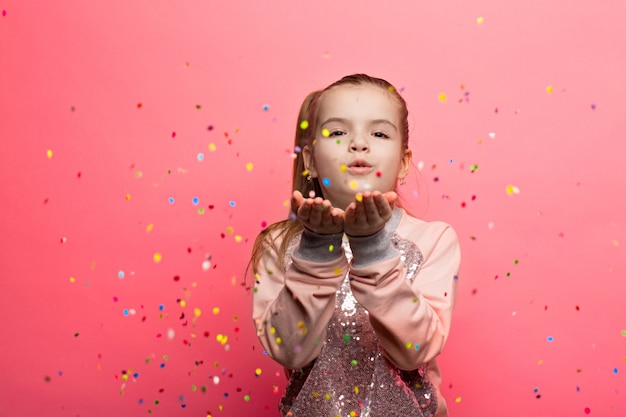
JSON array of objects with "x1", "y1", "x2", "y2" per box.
[{"x1": 1, "y1": 0, "x2": 625, "y2": 416}]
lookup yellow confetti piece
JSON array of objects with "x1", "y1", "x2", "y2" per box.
[
  {"x1": 438, "y1": 93, "x2": 447, "y2": 102},
  {"x1": 46, "y1": 149, "x2": 53, "y2": 159},
  {"x1": 269, "y1": 327, "x2": 276, "y2": 334},
  {"x1": 387, "y1": 86, "x2": 395, "y2": 93},
  {"x1": 300, "y1": 120, "x2": 309, "y2": 130},
  {"x1": 226, "y1": 226, "x2": 234, "y2": 234},
  {"x1": 302, "y1": 169, "x2": 310, "y2": 177},
  {"x1": 275, "y1": 337, "x2": 282, "y2": 344},
  {"x1": 146, "y1": 224, "x2": 154, "y2": 232},
  {"x1": 354, "y1": 386, "x2": 359, "y2": 394},
  {"x1": 125, "y1": 194, "x2": 131, "y2": 201},
  {"x1": 255, "y1": 368, "x2": 262, "y2": 376},
  {"x1": 134, "y1": 171, "x2": 143, "y2": 178},
  {"x1": 476, "y1": 16, "x2": 484, "y2": 24},
  {"x1": 328, "y1": 245, "x2": 334, "y2": 252},
  {"x1": 505, "y1": 185, "x2": 520, "y2": 196},
  {"x1": 321, "y1": 128, "x2": 330, "y2": 137},
  {"x1": 405, "y1": 341, "x2": 412, "y2": 349},
  {"x1": 212, "y1": 307, "x2": 220, "y2": 314},
  {"x1": 546, "y1": 85, "x2": 553, "y2": 94},
  {"x1": 208, "y1": 143, "x2": 216, "y2": 152},
  {"x1": 153, "y1": 252, "x2": 162, "y2": 263},
  {"x1": 333, "y1": 267, "x2": 342, "y2": 275},
  {"x1": 340, "y1": 164, "x2": 347, "y2": 173},
  {"x1": 194, "y1": 308, "x2": 202, "y2": 317},
  {"x1": 180, "y1": 300, "x2": 186, "y2": 308},
  {"x1": 538, "y1": 359, "x2": 544, "y2": 365},
  {"x1": 349, "y1": 181, "x2": 358, "y2": 190},
  {"x1": 455, "y1": 397, "x2": 462, "y2": 403},
  {"x1": 234, "y1": 235, "x2": 242, "y2": 243},
  {"x1": 325, "y1": 393, "x2": 332, "y2": 400},
  {"x1": 355, "y1": 193, "x2": 363, "y2": 202},
  {"x1": 69, "y1": 276, "x2": 76, "y2": 283},
  {"x1": 246, "y1": 163, "x2": 254, "y2": 171}
]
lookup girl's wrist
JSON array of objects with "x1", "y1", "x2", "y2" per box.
[{"x1": 295, "y1": 228, "x2": 344, "y2": 262}]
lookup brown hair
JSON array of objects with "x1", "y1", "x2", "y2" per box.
[{"x1": 249, "y1": 74, "x2": 412, "y2": 277}]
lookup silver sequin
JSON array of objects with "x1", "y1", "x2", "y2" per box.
[{"x1": 280, "y1": 233, "x2": 436, "y2": 417}]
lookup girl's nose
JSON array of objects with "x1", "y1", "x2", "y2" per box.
[{"x1": 349, "y1": 135, "x2": 369, "y2": 152}]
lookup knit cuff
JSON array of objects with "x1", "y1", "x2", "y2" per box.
[
  {"x1": 348, "y1": 228, "x2": 396, "y2": 268},
  {"x1": 294, "y1": 228, "x2": 344, "y2": 263}
]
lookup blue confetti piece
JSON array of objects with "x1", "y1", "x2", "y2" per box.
[
  {"x1": 197, "y1": 153, "x2": 204, "y2": 161},
  {"x1": 229, "y1": 201, "x2": 236, "y2": 207},
  {"x1": 168, "y1": 197, "x2": 175, "y2": 204},
  {"x1": 322, "y1": 178, "x2": 331, "y2": 186},
  {"x1": 192, "y1": 197, "x2": 199, "y2": 205},
  {"x1": 118, "y1": 271, "x2": 125, "y2": 279}
]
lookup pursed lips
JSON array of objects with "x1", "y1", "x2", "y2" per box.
[{"x1": 347, "y1": 159, "x2": 373, "y2": 175}]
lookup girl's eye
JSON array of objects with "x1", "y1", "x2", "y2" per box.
[
  {"x1": 329, "y1": 131, "x2": 345, "y2": 137},
  {"x1": 373, "y1": 132, "x2": 389, "y2": 138}
]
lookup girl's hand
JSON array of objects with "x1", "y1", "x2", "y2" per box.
[
  {"x1": 291, "y1": 191, "x2": 344, "y2": 235},
  {"x1": 343, "y1": 191, "x2": 396, "y2": 237}
]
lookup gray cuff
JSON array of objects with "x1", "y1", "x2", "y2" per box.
[
  {"x1": 348, "y1": 228, "x2": 396, "y2": 268},
  {"x1": 294, "y1": 229, "x2": 344, "y2": 262}
]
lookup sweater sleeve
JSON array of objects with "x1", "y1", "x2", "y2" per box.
[
  {"x1": 252, "y1": 229, "x2": 349, "y2": 370},
  {"x1": 348, "y1": 223, "x2": 460, "y2": 371}
]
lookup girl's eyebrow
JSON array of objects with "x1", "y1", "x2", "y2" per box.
[{"x1": 320, "y1": 117, "x2": 398, "y2": 130}]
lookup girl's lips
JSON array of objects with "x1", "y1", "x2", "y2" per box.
[{"x1": 347, "y1": 166, "x2": 373, "y2": 175}]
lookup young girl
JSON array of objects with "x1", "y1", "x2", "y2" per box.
[{"x1": 251, "y1": 74, "x2": 461, "y2": 417}]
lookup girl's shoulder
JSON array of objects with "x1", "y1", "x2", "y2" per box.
[
  {"x1": 395, "y1": 209, "x2": 458, "y2": 252},
  {"x1": 396, "y1": 209, "x2": 455, "y2": 235}
]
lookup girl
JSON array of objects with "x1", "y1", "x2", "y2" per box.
[{"x1": 251, "y1": 74, "x2": 461, "y2": 417}]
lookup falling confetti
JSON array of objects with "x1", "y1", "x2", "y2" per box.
[{"x1": 505, "y1": 185, "x2": 520, "y2": 196}]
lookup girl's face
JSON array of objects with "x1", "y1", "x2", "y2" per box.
[{"x1": 303, "y1": 84, "x2": 412, "y2": 210}]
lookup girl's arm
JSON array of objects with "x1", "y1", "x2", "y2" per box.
[
  {"x1": 252, "y1": 229, "x2": 348, "y2": 370},
  {"x1": 348, "y1": 222, "x2": 460, "y2": 371}
]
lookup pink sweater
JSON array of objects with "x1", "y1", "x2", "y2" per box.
[{"x1": 253, "y1": 209, "x2": 461, "y2": 416}]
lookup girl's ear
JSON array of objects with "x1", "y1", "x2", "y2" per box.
[
  {"x1": 398, "y1": 148, "x2": 412, "y2": 179},
  {"x1": 302, "y1": 145, "x2": 318, "y2": 177}
]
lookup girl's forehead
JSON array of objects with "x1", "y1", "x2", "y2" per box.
[{"x1": 318, "y1": 84, "x2": 400, "y2": 120}]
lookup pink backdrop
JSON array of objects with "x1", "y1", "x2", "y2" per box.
[{"x1": 1, "y1": 0, "x2": 625, "y2": 416}]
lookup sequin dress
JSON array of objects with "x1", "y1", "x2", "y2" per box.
[{"x1": 253, "y1": 209, "x2": 460, "y2": 417}]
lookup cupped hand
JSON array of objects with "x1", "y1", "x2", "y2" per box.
[
  {"x1": 291, "y1": 191, "x2": 344, "y2": 235},
  {"x1": 343, "y1": 191, "x2": 396, "y2": 237}
]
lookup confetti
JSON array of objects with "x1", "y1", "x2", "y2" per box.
[
  {"x1": 546, "y1": 85, "x2": 553, "y2": 94},
  {"x1": 208, "y1": 143, "x2": 217, "y2": 152},
  {"x1": 322, "y1": 128, "x2": 330, "y2": 137},
  {"x1": 438, "y1": 93, "x2": 447, "y2": 103},
  {"x1": 246, "y1": 163, "x2": 254, "y2": 171},
  {"x1": 476, "y1": 16, "x2": 484, "y2": 24},
  {"x1": 322, "y1": 178, "x2": 331, "y2": 186},
  {"x1": 505, "y1": 185, "x2": 520, "y2": 196},
  {"x1": 349, "y1": 181, "x2": 358, "y2": 190},
  {"x1": 153, "y1": 253, "x2": 162, "y2": 263},
  {"x1": 46, "y1": 149, "x2": 53, "y2": 159},
  {"x1": 300, "y1": 120, "x2": 309, "y2": 130}
]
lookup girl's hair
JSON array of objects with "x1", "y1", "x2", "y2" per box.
[{"x1": 249, "y1": 74, "x2": 412, "y2": 276}]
